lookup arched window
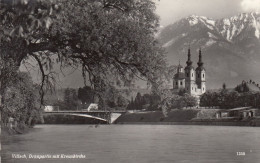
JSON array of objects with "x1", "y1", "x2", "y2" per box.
[
  {"x1": 192, "y1": 73, "x2": 193, "y2": 77},
  {"x1": 203, "y1": 74, "x2": 205, "y2": 78},
  {"x1": 180, "y1": 81, "x2": 183, "y2": 85}
]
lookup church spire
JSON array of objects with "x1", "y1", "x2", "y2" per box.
[
  {"x1": 186, "y1": 47, "x2": 192, "y2": 66},
  {"x1": 197, "y1": 48, "x2": 203, "y2": 67}
]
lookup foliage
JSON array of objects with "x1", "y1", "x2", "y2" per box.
[
  {"x1": 0, "y1": 0, "x2": 168, "y2": 102},
  {"x1": 196, "y1": 109, "x2": 219, "y2": 119},
  {"x1": 1, "y1": 72, "x2": 41, "y2": 126},
  {"x1": 0, "y1": 0, "x2": 59, "y2": 104},
  {"x1": 0, "y1": 57, "x2": 19, "y2": 92},
  {"x1": 117, "y1": 95, "x2": 128, "y2": 107},
  {"x1": 0, "y1": 0, "x2": 170, "y2": 130},
  {"x1": 200, "y1": 90, "x2": 260, "y2": 109},
  {"x1": 158, "y1": 90, "x2": 197, "y2": 117},
  {"x1": 127, "y1": 90, "x2": 197, "y2": 116},
  {"x1": 103, "y1": 87, "x2": 129, "y2": 109},
  {"x1": 178, "y1": 88, "x2": 186, "y2": 96},
  {"x1": 78, "y1": 86, "x2": 94, "y2": 104},
  {"x1": 200, "y1": 91, "x2": 219, "y2": 108},
  {"x1": 126, "y1": 92, "x2": 161, "y2": 111},
  {"x1": 235, "y1": 81, "x2": 249, "y2": 93},
  {"x1": 62, "y1": 88, "x2": 79, "y2": 110}
]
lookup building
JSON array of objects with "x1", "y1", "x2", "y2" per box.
[
  {"x1": 44, "y1": 105, "x2": 59, "y2": 112},
  {"x1": 215, "y1": 107, "x2": 259, "y2": 119},
  {"x1": 173, "y1": 48, "x2": 206, "y2": 97}
]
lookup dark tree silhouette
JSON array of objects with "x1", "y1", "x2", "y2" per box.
[{"x1": 78, "y1": 86, "x2": 94, "y2": 104}]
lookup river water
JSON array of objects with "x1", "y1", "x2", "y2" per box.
[{"x1": 2, "y1": 125, "x2": 260, "y2": 163}]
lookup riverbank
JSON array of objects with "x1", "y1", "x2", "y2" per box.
[
  {"x1": 116, "y1": 120, "x2": 260, "y2": 126},
  {"x1": 115, "y1": 109, "x2": 260, "y2": 126},
  {"x1": 115, "y1": 109, "x2": 199, "y2": 123},
  {"x1": 1, "y1": 124, "x2": 31, "y2": 136}
]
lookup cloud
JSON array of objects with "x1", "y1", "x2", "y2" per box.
[{"x1": 241, "y1": 0, "x2": 260, "y2": 12}]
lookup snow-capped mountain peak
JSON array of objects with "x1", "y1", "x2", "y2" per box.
[
  {"x1": 185, "y1": 13, "x2": 260, "y2": 42},
  {"x1": 186, "y1": 15, "x2": 216, "y2": 30}
]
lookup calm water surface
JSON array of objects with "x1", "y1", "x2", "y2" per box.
[{"x1": 2, "y1": 125, "x2": 260, "y2": 163}]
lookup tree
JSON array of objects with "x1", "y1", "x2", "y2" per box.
[
  {"x1": 117, "y1": 96, "x2": 128, "y2": 108},
  {"x1": 178, "y1": 88, "x2": 186, "y2": 96},
  {"x1": 78, "y1": 86, "x2": 94, "y2": 104},
  {"x1": 0, "y1": 0, "x2": 168, "y2": 102},
  {"x1": 235, "y1": 81, "x2": 250, "y2": 93},
  {"x1": 62, "y1": 88, "x2": 79, "y2": 110},
  {"x1": 222, "y1": 83, "x2": 226, "y2": 90},
  {"x1": 183, "y1": 95, "x2": 197, "y2": 108},
  {"x1": 2, "y1": 72, "x2": 41, "y2": 127},
  {"x1": 0, "y1": 0, "x2": 170, "y2": 130},
  {"x1": 126, "y1": 97, "x2": 135, "y2": 110},
  {"x1": 223, "y1": 91, "x2": 239, "y2": 108},
  {"x1": 134, "y1": 92, "x2": 142, "y2": 110},
  {"x1": 0, "y1": 0, "x2": 59, "y2": 111},
  {"x1": 200, "y1": 91, "x2": 220, "y2": 108}
]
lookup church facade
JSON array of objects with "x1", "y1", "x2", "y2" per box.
[{"x1": 173, "y1": 48, "x2": 206, "y2": 96}]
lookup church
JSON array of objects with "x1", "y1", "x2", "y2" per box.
[{"x1": 173, "y1": 48, "x2": 206, "y2": 97}]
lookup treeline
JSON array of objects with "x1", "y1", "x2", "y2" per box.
[
  {"x1": 163, "y1": 94, "x2": 197, "y2": 109},
  {"x1": 127, "y1": 91, "x2": 197, "y2": 111},
  {"x1": 50, "y1": 86, "x2": 129, "y2": 110},
  {"x1": 127, "y1": 92, "x2": 161, "y2": 110},
  {"x1": 200, "y1": 90, "x2": 260, "y2": 109}
]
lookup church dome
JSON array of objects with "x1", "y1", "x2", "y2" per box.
[
  {"x1": 184, "y1": 65, "x2": 194, "y2": 70},
  {"x1": 174, "y1": 72, "x2": 185, "y2": 80},
  {"x1": 195, "y1": 66, "x2": 205, "y2": 71}
]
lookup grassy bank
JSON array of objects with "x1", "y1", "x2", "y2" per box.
[
  {"x1": 115, "y1": 109, "x2": 260, "y2": 126},
  {"x1": 115, "y1": 109, "x2": 199, "y2": 123}
]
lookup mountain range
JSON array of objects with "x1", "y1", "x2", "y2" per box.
[{"x1": 158, "y1": 12, "x2": 260, "y2": 89}]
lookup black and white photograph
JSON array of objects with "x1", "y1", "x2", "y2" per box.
[{"x1": 1, "y1": 0, "x2": 260, "y2": 162}]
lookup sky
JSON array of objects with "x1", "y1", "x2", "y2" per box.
[{"x1": 155, "y1": 0, "x2": 260, "y2": 26}]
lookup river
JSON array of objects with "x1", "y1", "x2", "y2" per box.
[{"x1": 2, "y1": 125, "x2": 260, "y2": 163}]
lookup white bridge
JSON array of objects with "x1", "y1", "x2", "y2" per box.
[{"x1": 43, "y1": 110, "x2": 126, "y2": 124}]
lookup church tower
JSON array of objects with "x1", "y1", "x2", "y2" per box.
[
  {"x1": 195, "y1": 48, "x2": 206, "y2": 93},
  {"x1": 173, "y1": 62, "x2": 185, "y2": 89},
  {"x1": 184, "y1": 48, "x2": 196, "y2": 94}
]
